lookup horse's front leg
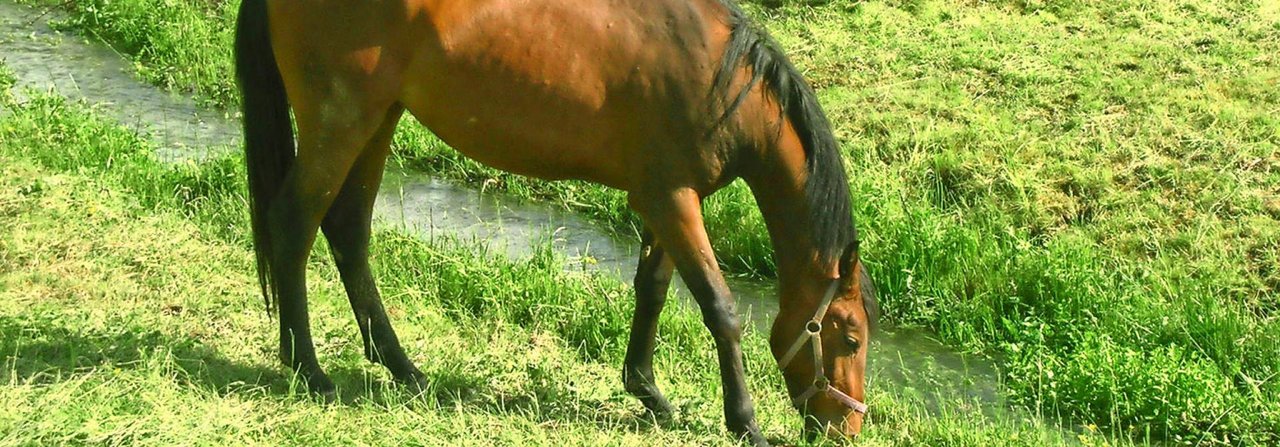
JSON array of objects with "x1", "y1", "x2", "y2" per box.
[
  {"x1": 623, "y1": 227, "x2": 677, "y2": 420},
  {"x1": 630, "y1": 189, "x2": 769, "y2": 447}
]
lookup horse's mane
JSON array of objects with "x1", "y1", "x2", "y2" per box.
[{"x1": 710, "y1": 1, "x2": 856, "y2": 266}]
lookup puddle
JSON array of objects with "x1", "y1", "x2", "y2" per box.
[{"x1": 0, "y1": 0, "x2": 1030, "y2": 423}]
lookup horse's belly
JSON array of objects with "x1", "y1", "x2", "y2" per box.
[
  {"x1": 410, "y1": 105, "x2": 618, "y2": 185},
  {"x1": 399, "y1": 54, "x2": 639, "y2": 189}
]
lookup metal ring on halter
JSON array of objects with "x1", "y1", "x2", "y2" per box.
[
  {"x1": 776, "y1": 278, "x2": 869, "y2": 415},
  {"x1": 805, "y1": 320, "x2": 821, "y2": 334}
]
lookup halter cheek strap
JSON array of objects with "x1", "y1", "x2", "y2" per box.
[{"x1": 776, "y1": 279, "x2": 869, "y2": 414}]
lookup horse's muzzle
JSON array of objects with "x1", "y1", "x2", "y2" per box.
[{"x1": 802, "y1": 410, "x2": 863, "y2": 443}]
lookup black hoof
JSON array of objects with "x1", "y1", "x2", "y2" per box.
[
  {"x1": 317, "y1": 388, "x2": 338, "y2": 404},
  {"x1": 285, "y1": 363, "x2": 335, "y2": 401},
  {"x1": 642, "y1": 397, "x2": 675, "y2": 423},
  {"x1": 394, "y1": 370, "x2": 429, "y2": 395},
  {"x1": 305, "y1": 372, "x2": 335, "y2": 393},
  {"x1": 744, "y1": 431, "x2": 770, "y2": 447},
  {"x1": 731, "y1": 424, "x2": 769, "y2": 447},
  {"x1": 625, "y1": 378, "x2": 675, "y2": 422}
]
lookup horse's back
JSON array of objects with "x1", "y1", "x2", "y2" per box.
[{"x1": 271, "y1": 0, "x2": 734, "y2": 191}]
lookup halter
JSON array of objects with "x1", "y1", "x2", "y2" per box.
[{"x1": 776, "y1": 279, "x2": 869, "y2": 414}]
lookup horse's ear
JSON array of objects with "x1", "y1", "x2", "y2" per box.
[
  {"x1": 838, "y1": 240, "x2": 859, "y2": 279},
  {"x1": 859, "y1": 262, "x2": 880, "y2": 331}
]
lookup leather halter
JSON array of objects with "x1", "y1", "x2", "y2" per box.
[{"x1": 776, "y1": 279, "x2": 869, "y2": 414}]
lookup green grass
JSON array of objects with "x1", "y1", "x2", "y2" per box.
[
  {"x1": 8, "y1": 0, "x2": 1280, "y2": 443},
  {"x1": 0, "y1": 75, "x2": 1107, "y2": 445}
]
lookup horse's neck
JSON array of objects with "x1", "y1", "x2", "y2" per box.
[{"x1": 740, "y1": 142, "x2": 836, "y2": 300}]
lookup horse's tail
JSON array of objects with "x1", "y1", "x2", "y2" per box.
[{"x1": 235, "y1": 0, "x2": 293, "y2": 313}]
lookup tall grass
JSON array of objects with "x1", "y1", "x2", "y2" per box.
[{"x1": 8, "y1": 0, "x2": 1280, "y2": 442}]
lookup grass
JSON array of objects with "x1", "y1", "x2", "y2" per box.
[
  {"x1": 6, "y1": 0, "x2": 1280, "y2": 443},
  {"x1": 0, "y1": 71, "x2": 1104, "y2": 445}
]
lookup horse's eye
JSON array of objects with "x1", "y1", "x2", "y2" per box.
[{"x1": 844, "y1": 335, "x2": 861, "y2": 352}]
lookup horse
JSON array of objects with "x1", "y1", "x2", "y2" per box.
[{"x1": 234, "y1": 0, "x2": 878, "y2": 443}]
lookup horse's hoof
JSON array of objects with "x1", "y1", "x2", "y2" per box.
[
  {"x1": 317, "y1": 388, "x2": 338, "y2": 404},
  {"x1": 646, "y1": 403, "x2": 675, "y2": 424},
  {"x1": 395, "y1": 370, "x2": 429, "y2": 395},
  {"x1": 307, "y1": 376, "x2": 337, "y2": 403},
  {"x1": 628, "y1": 385, "x2": 675, "y2": 423},
  {"x1": 735, "y1": 426, "x2": 770, "y2": 447}
]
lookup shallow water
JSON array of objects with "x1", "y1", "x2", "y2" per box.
[
  {"x1": 375, "y1": 167, "x2": 1013, "y2": 414},
  {"x1": 0, "y1": 4, "x2": 238, "y2": 161},
  {"x1": 0, "y1": 1, "x2": 1021, "y2": 420}
]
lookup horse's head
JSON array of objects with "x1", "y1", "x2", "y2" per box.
[{"x1": 771, "y1": 241, "x2": 878, "y2": 440}]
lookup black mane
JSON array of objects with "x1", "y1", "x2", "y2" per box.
[{"x1": 710, "y1": 1, "x2": 856, "y2": 266}]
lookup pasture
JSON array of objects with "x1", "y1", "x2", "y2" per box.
[{"x1": 1, "y1": 0, "x2": 1278, "y2": 445}]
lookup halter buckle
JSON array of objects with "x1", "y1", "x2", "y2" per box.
[{"x1": 813, "y1": 376, "x2": 829, "y2": 389}]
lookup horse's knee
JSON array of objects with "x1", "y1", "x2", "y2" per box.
[
  {"x1": 642, "y1": 261, "x2": 674, "y2": 288},
  {"x1": 329, "y1": 241, "x2": 370, "y2": 272},
  {"x1": 633, "y1": 270, "x2": 672, "y2": 303},
  {"x1": 699, "y1": 301, "x2": 743, "y2": 342},
  {"x1": 634, "y1": 252, "x2": 672, "y2": 305}
]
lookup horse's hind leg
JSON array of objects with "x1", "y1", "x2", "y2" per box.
[
  {"x1": 320, "y1": 106, "x2": 426, "y2": 388},
  {"x1": 623, "y1": 227, "x2": 676, "y2": 420},
  {"x1": 270, "y1": 98, "x2": 392, "y2": 397}
]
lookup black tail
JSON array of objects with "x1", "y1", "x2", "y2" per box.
[{"x1": 235, "y1": 0, "x2": 293, "y2": 313}]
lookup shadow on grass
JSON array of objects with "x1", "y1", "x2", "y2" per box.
[
  {"x1": 0, "y1": 314, "x2": 290, "y2": 394},
  {"x1": 0, "y1": 314, "x2": 674, "y2": 434}
]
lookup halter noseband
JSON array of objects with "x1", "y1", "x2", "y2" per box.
[{"x1": 776, "y1": 279, "x2": 869, "y2": 414}]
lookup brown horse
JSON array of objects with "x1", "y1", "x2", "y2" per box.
[{"x1": 234, "y1": 0, "x2": 878, "y2": 443}]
